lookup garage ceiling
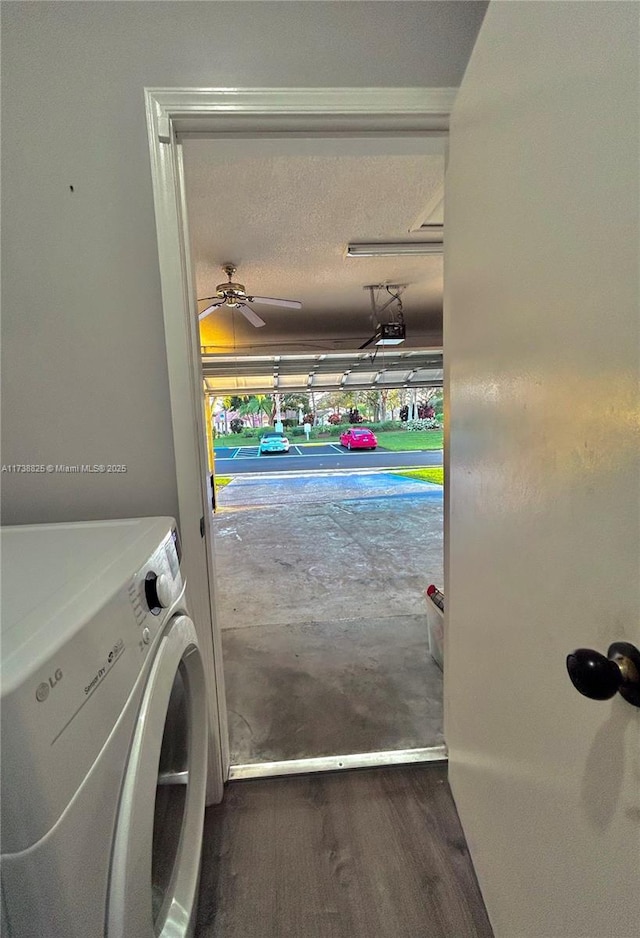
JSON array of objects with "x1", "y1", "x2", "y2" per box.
[{"x1": 182, "y1": 134, "x2": 446, "y2": 364}]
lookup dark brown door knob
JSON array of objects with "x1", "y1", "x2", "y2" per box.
[{"x1": 566, "y1": 642, "x2": 640, "y2": 708}]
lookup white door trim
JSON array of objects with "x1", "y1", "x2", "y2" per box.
[
  {"x1": 144, "y1": 86, "x2": 454, "y2": 786},
  {"x1": 146, "y1": 86, "x2": 455, "y2": 139}
]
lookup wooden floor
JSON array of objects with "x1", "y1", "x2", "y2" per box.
[{"x1": 195, "y1": 764, "x2": 493, "y2": 938}]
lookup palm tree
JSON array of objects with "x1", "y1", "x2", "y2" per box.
[{"x1": 237, "y1": 394, "x2": 274, "y2": 427}]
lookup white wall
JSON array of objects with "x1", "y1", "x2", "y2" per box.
[
  {"x1": 445, "y1": 2, "x2": 639, "y2": 935},
  {"x1": 0, "y1": 0, "x2": 486, "y2": 525}
]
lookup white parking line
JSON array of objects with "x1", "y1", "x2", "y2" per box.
[
  {"x1": 228, "y1": 446, "x2": 341, "y2": 459},
  {"x1": 329, "y1": 443, "x2": 344, "y2": 453}
]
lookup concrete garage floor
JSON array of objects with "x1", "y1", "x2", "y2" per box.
[{"x1": 212, "y1": 471, "x2": 444, "y2": 765}]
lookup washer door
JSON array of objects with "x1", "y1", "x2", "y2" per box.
[{"x1": 108, "y1": 615, "x2": 208, "y2": 938}]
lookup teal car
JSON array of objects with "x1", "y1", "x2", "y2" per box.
[{"x1": 259, "y1": 432, "x2": 290, "y2": 455}]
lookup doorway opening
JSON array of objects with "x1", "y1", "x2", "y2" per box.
[
  {"x1": 181, "y1": 133, "x2": 446, "y2": 775},
  {"x1": 145, "y1": 88, "x2": 453, "y2": 782}
]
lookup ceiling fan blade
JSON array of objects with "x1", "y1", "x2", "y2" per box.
[
  {"x1": 237, "y1": 303, "x2": 266, "y2": 328},
  {"x1": 246, "y1": 295, "x2": 302, "y2": 310},
  {"x1": 198, "y1": 302, "x2": 224, "y2": 321}
]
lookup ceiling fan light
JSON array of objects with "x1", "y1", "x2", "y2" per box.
[{"x1": 198, "y1": 265, "x2": 301, "y2": 325}]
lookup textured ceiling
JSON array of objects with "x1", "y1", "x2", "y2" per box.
[{"x1": 182, "y1": 135, "x2": 445, "y2": 355}]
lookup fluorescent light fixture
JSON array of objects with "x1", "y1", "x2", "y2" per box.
[
  {"x1": 347, "y1": 241, "x2": 443, "y2": 257},
  {"x1": 360, "y1": 322, "x2": 406, "y2": 349}
]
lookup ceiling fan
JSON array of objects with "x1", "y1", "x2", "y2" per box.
[{"x1": 198, "y1": 264, "x2": 302, "y2": 328}]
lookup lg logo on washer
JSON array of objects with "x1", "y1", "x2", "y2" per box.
[{"x1": 35, "y1": 668, "x2": 63, "y2": 702}]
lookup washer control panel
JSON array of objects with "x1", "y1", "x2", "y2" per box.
[
  {"x1": 127, "y1": 529, "x2": 183, "y2": 652},
  {"x1": 144, "y1": 571, "x2": 172, "y2": 614}
]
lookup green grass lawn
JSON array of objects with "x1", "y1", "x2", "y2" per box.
[
  {"x1": 375, "y1": 431, "x2": 443, "y2": 451},
  {"x1": 213, "y1": 429, "x2": 443, "y2": 450},
  {"x1": 389, "y1": 467, "x2": 444, "y2": 485},
  {"x1": 214, "y1": 433, "x2": 273, "y2": 446}
]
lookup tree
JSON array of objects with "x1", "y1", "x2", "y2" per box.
[
  {"x1": 386, "y1": 388, "x2": 402, "y2": 419},
  {"x1": 420, "y1": 388, "x2": 441, "y2": 407},
  {"x1": 323, "y1": 390, "x2": 357, "y2": 416},
  {"x1": 427, "y1": 389, "x2": 444, "y2": 415},
  {"x1": 281, "y1": 392, "x2": 309, "y2": 411},
  {"x1": 237, "y1": 394, "x2": 273, "y2": 425},
  {"x1": 309, "y1": 390, "x2": 318, "y2": 425},
  {"x1": 378, "y1": 388, "x2": 389, "y2": 421},
  {"x1": 360, "y1": 389, "x2": 381, "y2": 421},
  {"x1": 224, "y1": 395, "x2": 249, "y2": 411}
]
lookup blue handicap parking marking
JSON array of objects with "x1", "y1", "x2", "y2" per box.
[
  {"x1": 214, "y1": 446, "x2": 238, "y2": 458},
  {"x1": 217, "y1": 470, "x2": 443, "y2": 508}
]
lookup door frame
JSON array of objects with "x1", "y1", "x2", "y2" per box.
[{"x1": 144, "y1": 87, "x2": 455, "y2": 782}]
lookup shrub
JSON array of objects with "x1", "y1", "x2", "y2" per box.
[
  {"x1": 405, "y1": 418, "x2": 442, "y2": 431},
  {"x1": 373, "y1": 420, "x2": 403, "y2": 432},
  {"x1": 400, "y1": 405, "x2": 439, "y2": 421},
  {"x1": 242, "y1": 427, "x2": 255, "y2": 437},
  {"x1": 327, "y1": 413, "x2": 345, "y2": 425},
  {"x1": 229, "y1": 418, "x2": 244, "y2": 434},
  {"x1": 352, "y1": 420, "x2": 402, "y2": 433}
]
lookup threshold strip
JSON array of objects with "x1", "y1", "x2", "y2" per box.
[
  {"x1": 228, "y1": 745, "x2": 448, "y2": 781},
  {"x1": 216, "y1": 467, "x2": 443, "y2": 481}
]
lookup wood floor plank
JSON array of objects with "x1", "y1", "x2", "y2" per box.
[{"x1": 195, "y1": 764, "x2": 493, "y2": 938}]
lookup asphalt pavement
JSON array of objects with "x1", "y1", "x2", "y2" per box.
[{"x1": 213, "y1": 442, "x2": 443, "y2": 474}]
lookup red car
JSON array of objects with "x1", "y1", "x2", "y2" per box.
[{"x1": 339, "y1": 427, "x2": 378, "y2": 450}]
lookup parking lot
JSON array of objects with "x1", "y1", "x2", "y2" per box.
[
  {"x1": 214, "y1": 442, "x2": 443, "y2": 474},
  {"x1": 216, "y1": 442, "x2": 345, "y2": 459}
]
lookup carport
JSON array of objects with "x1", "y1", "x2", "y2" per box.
[
  {"x1": 202, "y1": 347, "x2": 443, "y2": 395},
  {"x1": 202, "y1": 348, "x2": 444, "y2": 774}
]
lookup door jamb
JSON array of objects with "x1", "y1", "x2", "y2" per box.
[{"x1": 144, "y1": 87, "x2": 454, "y2": 789}]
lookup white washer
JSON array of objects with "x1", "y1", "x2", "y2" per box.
[{"x1": 1, "y1": 517, "x2": 208, "y2": 938}]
